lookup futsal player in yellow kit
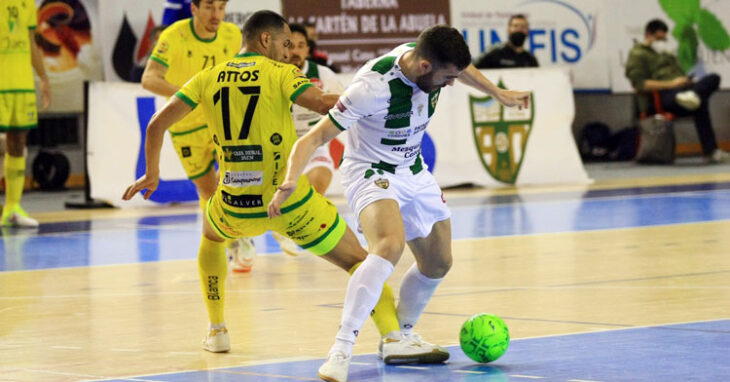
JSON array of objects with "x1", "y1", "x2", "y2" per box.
[
  {"x1": 142, "y1": 0, "x2": 256, "y2": 272},
  {"x1": 124, "y1": 11, "x2": 411, "y2": 357},
  {"x1": 1, "y1": 0, "x2": 51, "y2": 228}
]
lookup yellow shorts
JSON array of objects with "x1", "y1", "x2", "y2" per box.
[
  {"x1": 0, "y1": 91, "x2": 38, "y2": 131},
  {"x1": 206, "y1": 186, "x2": 346, "y2": 256},
  {"x1": 169, "y1": 125, "x2": 216, "y2": 180}
]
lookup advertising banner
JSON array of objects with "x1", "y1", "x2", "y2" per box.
[
  {"x1": 34, "y1": 0, "x2": 103, "y2": 112},
  {"x1": 451, "y1": 0, "x2": 610, "y2": 91},
  {"x1": 98, "y1": 0, "x2": 280, "y2": 82},
  {"x1": 282, "y1": 0, "x2": 450, "y2": 73},
  {"x1": 88, "y1": 68, "x2": 588, "y2": 208}
]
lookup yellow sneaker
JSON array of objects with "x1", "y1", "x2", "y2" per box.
[{"x1": 1, "y1": 205, "x2": 39, "y2": 228}]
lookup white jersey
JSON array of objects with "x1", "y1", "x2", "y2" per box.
[
  {"x1": 292, "y1": 60, "x2": 344, "y2": 137},
  {"x1": 328, "y1": 43, "x2": 441, "y2": 175}
]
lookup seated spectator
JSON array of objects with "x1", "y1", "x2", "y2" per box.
[
  {"x1": 625, "y1": 19, "x2": 729, "y2": 163},
  {"x1": 474, "y1": 14, "x2": 539, "y2": 69}
]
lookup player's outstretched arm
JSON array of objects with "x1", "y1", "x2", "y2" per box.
[
  {"x1": 141, "y1": 59, "x2": 179, "y2": 97},
  {"x1": 122, "y1": 97, "x2": 192, "y2": 201},
  {"x1": 293, "y1": 86, "x2": 340, "y2": 115},
  {"x1": 268, "y1": 117, "x2": 342, "y2": 218},
  {"x1": 458, "y1": 64, "x2": 530, "y2": 109}
]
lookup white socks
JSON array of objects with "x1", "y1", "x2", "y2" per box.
[
  {"x1": 331, "y1": 254, "x2": 394, "y2": 356},
  {"x1": 396, "y1": 263, "x2": 443, "y2": 336}
]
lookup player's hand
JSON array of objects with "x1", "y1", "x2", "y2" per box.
[
  {"x1": 40, "y1": 76, "x2": 51, "y2": 109},
  {"x1": 495, "y1": 89, "x2": 530, "y2": 109},
  {"x1": 267, "y1": 180, "x2": 297, "y2": 218},
  {"x1": 122, "y1": 173, "x2": 160, "y2": 201}
]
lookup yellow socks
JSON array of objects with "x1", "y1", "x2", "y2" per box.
[
  {"x1": 198, "y1": 235, "x2": 227, "y2": 325},
  {"x1": 3, "y1": 153, "x2": 25, "y2": 212},
  {"x1": 349, "y1": 261, "x2": 400, "y2": 337}
]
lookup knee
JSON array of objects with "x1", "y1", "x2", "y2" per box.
[
  {"x1": 371, "y1": 237, "x2": 405, "y2": 262},
  {"x1": 426, "y1": 256, "x2": 452, "y2": 279}
]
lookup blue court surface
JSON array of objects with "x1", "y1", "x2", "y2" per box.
[
  {"x1": 3, "y1": 182, "x2": 730, "y2": 271},
  {"x1": 97, "y1": 319, "x2": 730, "y2": 382}
]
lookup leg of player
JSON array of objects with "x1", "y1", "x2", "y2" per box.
[
  {"x1": 1, "y1": 130, "x2": 38, "y2": 228},
  {"x1": 305, "y1": 166, "x2": 333, "y2": 195},
  {"x1": 193, "y1": 170, "x2": 256, "y2": 273},
  {"x1": 198, "y1": 206, "x2": 230, "y2": 352}
]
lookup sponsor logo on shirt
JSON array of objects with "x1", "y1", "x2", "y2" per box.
[
  {"x1": 222, "y1": 171, "x2": 263, "y2": 187},
  {"x1": 222, "y1": 145, "x2": 263, "y2": 162},
  {"x1": 374, "y1": 178, "x2": 390, "y2": 189},
  {"x1": 181, "y1": 146, "x2": 192, "y2": 158},
  {"x1": 226, "y1": 61, "x2": 256, "y2": 69},
  {"x1": 270, "y1": 133, "x2": 282, "y2": 145},
  {"x1": 220, "y1": 190, "x2": 263, "y2": 208},
  {"x1": 384, "y1": 111, "x2": 413, "y2": 120}
]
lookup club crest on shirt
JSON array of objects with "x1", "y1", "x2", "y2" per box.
[{"x1": 374, "y1": 178, "x2": 389, "y2": 189}]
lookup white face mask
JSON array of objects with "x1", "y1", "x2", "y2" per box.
[{"x1": 651, "y1": 39, "x2": 670, "y2": 53}]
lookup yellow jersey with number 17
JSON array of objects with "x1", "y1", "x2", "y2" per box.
[
  {"x1": 175, "y1": 52, "x2": 313, "y2": 216},
  {"x1": 0, "y1": 0, "x2": 37, "y2": 91},
  {"x1": 150, "y1": 18, "x2": 241, "y2": 134}
]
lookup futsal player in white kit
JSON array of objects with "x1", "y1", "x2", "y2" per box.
[{"x1": 268, "y1": 25, "x2": 530, "y2": 382}]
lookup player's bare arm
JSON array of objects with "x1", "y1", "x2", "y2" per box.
[
  {"x1": 267, "y1": 117, "x2": 342, "y2": 218},
  {"x1": 458, "y1": 64, "x2": 530, "y2": 108},
  {"x1": 293, "y1": 85, "x2": 339, "y2": 115},
  {"x1": 29, "y1": 30, "x2": 50, "y2": 109},
  {"x1": 122, "y1": 97, "x2": 192, "y2": 201},
  {"x1": 141, "y1": 59, "x2": 180, "y2": 97}
]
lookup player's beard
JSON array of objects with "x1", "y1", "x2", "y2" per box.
[
  {"x1": 415, "y1": 71, "x2": 439, "y2": 93},
  {"x1": 291, "y1": 54, "x2": 304, "y2": 68}
]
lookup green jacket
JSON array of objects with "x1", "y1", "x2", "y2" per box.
[{"x1": 624, "y1": 42, "x2": 685, "y2": 113}]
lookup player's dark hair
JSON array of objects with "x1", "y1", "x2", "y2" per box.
[
  {"x1": 415, "y1": 25, "x2": 471, "y2": 70},
  {"x1": 508, "y1": 14, "x2": 527, "y2": 25},
  {"x1": 192, "y1": 0, "x2": 228, "y2": 7},
  {"x1": 242, "y1": 10, "x2": 288, "y2": 42},
  {"x1": 645, "y1": 19, "x2": 668, "y2": 35},
  {"x1": 289, "y1": 23, "x2": 308, "y2": 40}
]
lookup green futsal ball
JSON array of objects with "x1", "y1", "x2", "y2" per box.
[{"x1": 460, "y1": 313, "x2": 510, "y2": 363}]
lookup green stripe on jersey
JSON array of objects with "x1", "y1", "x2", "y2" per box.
[
  {"x1": 385, "y1": 78, "x2": 413, "y2": 129},
  {"x1": 305, "y1": 60, "x2": 320, "y2": 79},
  {"x1": 372, "y1": 56, "x2": 396, "y2": 75},
  {"x1": 380, "y1": 138, "x2": 406, "y2": 146},
  {"x1": 428, "y1": 89, "x2": 441, "y2": 117}
]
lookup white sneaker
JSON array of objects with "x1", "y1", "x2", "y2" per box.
[
  {"x1": 272, "y1": 231, "x2": 304, "y2": 257},
  {"x1": 707, "y1": 149, "x2": 730, "y2": 164},
  {"x1": 228, "y1": 237, "x2": 256, "y2": 272},
  {"x1": 1, "y1": 206, "x2": 39, "y2": 228},
  {"x1": 202, "y1": 327, "x2": 230, "y2": 353},
  {"x1": 378, "y1": 332, "x2": 450, "y2": 364},
  {"x1": 676, "y1": 90, "x2": 701, "y2": 111},
  {"x1": 317, "y1": 350, "x2": 350, "y2": 382}
]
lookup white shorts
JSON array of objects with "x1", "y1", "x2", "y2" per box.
[
  {"x1": 303, "y1": 144, "x2": 335, "y2": 174},
  {"x1": 340, "y1": 160, "x2": 451, "y2": 241}
]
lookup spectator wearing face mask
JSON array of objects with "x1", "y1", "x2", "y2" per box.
[
  {"x1": 474, "y1": 14, "x2": 539, "y2": 69},
  {"x1": 625, "y1": 18, "x2": 729, "y2": 163}
]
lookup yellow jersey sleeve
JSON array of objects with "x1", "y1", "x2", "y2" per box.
[
  {"x1": 175, "y1": 70, "x2": 206, "y2": 109},
  {"x1": 150, "y1": 28, "x2": 177, "y2": 68},
  {"x1": 281, "y1": 65, "x2": 313, "y2": 102}
]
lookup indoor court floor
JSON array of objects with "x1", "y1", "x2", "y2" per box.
[{"x1": 1, "y1": 169, "x2": 729, "y2": 381}]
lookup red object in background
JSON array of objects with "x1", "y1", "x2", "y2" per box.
[{"x1": 136, "y1": 13, "x2": 157, "y2": 63}]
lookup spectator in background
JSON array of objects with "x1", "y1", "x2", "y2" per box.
[
  {"x1": 303, "y1": 20, "x2": 339, "y2": 72},
  {"x1": 625, "y1": 19, "x2": 729, "y2": 163},
  {"x1": 474, "y1": 14, "x2": 539, "y2": 69}
]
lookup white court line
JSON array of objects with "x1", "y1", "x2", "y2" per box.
[
  {"x1": 349, "y1": 361, "x2": 373, "y2": 365},
  {"x1": 510, "y1": 375, "x2": 545, "y2": 379},
  {"x1": 21, "y1": 368, "x2": 107, "y2": 379},
  {"x1": 395, "y1": 365, "x2": 429, "y2": 370},
  {"x1": 453, "y1": 369, "x2": 485, "y2": 374},
  {"x1": 568, "y1": 379, "x2": 603, "y2": 382},
  {"x1": 110, "y1": 348, "x2": 141, "y2": 352},
  {"x1": 50, "y1": 345, "x2": 81, "y2": 350}
]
